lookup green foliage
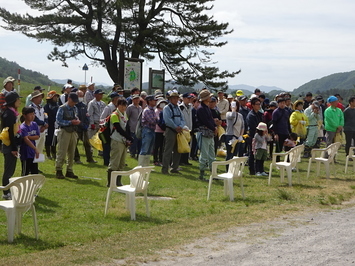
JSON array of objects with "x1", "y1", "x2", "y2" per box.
[
  {"x1": 0, "y1": 0, "x2": 240, "y2": 88},
  {"x1": 0, "y1": 57, "x2": 55, "y2": 86}
]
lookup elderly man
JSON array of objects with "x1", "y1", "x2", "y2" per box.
[
  {"x1": 59, "y1": 84, "x2": 74, "y2": 105},
  {"x1": 161, "y1": 91, "x2": 185, "y2": 175},
  {"x1": 179, "y1": 92, "x2": 193, "y2": 165},
  {"x1": 0, "y1": 76, "x2": 15, "y2": 111},
  {"x1": 138, "y1": 95, "x2": 158, "y2": 166},
  {"x1": 25, "y1": 86, "x2": 44, "y2": 106},
  {"x1": 87, "y1": 89, "x2": 106, "y2": 139},
  {"x1": 84, "y1": 82, "x2": 95, "y2": 104},
  {"x1": 55, "y1": 93, "x2": 81, "y2": 179},
  {"x1": 196, "y1": 90, "x2": 217, "y2": 181},
  {"x1": 324, "y1": 95, "x2": 344, "y2": 147},
  {"x1": 126, "y1": 94, "x2": 142, "y2": 158}
]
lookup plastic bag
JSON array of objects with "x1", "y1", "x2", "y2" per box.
[
  {"x1": 217, "y1": 125, "x2": 225, "y2": 139},
  {"x1": 89, "y1": 131, "x2": 103, "y2": 151},
  {"x1": 334, "y1": 132, "x2": 342, "y2": 143},
  {"x1": 182, "y1": 129, "x2": 191, "y2": 142},
  {"x1": 294, "y1": 122, "x2": 307, "y2": 138},
  {"x1": 177, "y1": 132, "x2": 190, "y2": 153},
  {"x1": 0, "y1": 127, "x2": 10, "y2": 146}
]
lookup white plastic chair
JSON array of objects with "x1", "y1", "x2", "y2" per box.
[
  {"x1": 0, "y1": 174, "x2": 45, "y2": 243},
  {"x1": 345, "y1": 146, "x2": 355, "y2": 174},
  {"x1": 268, "y1": 145, "x2": 304, "y2": 186},
  {"x1": 207, "y1": 156, "x2": 248, "y2": 201},
  {"x1": 104, "y1": 166, "x2": 154, "y2": 220},
  {"x1": 307, "y1": 142, "x2": 341, "y2": 179}
]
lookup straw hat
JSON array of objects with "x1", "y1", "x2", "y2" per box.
[{"x1": 199, "y1": 90, "x2": 214, "y2": 101}]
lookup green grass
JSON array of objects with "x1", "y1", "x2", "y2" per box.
[{"x1": 0, "y1": 142, "x2": 354, "y2": 265}]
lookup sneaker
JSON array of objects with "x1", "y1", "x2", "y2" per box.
[
  {"x1": 261, "y1": 172, "x2": 268, "y2": 176},
  {"x1": 2, "y1": 193, "x2": 11, "y2": 200},
  {"x1": 75, "y1": 160, "x2": 83, "y2": 164},
  {"x1": 256, "y1": 172, "x2": 263, "y2": 176},
  {"x1": 56, "y1": 170, "x2": 65, "y2": 179},
  {"x1": 65, "y1": 172, "x2": 78, "y2": 179}
]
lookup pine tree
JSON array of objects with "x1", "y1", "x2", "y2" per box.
[{"x1": 0, "y1": 0, "x2": 240, "y2": 88}]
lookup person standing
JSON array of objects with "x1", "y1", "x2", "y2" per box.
[
  {"x1": 19, "y1": 107, "x2": 40, "y2": 176},
  {"x1": 289, "y1": 100, "x2": 308, "y2": 144},
  {"x1": 1, "y1": 92, "x2": 22, "y2": 200},
  {"x1": 0, "y1": 76, "x2": 15, "y2": 111},
  {"x1": 107, "y1": 99, "x2": 133, "y2": 187},
  {"x1": 100, "y1": 91, "x2": 121, "y2": 166},
  {"x1": 303, "y1": 101, "x2": 321, "y2": 158},
  {"x1": 272, "y1": 98, "x2": 291, "y2": 161},
  {"x1": 196, "y1": 90, "x2": 217, "y2": 181},
  {"x1": 55, "y1": 93, "x2": 81, "y2": 179},
  {"x1": 179, "y1": 93, "x2": 193, "y2": 165},
  {"x1": 126, "y1": 94, "x2": 143, "y2": 158},
  {"x1": 225, "y1": 100, "x2": 244, "y2": 160},
  {"x1": 217, "y1": 91, "x2": 229, "y2": 126},
  {"x1": 29, "y1": 90, "x2": 48, "y2": 162},
  {"x1": 138, "y1": 95, "x2": 158, "y2": 166},
  {"x1": 43, "y1": 90, "x2": 59, "y2": 160},
  {"x1": 25, "y1": 86, "x2": 44, "y2": 107},
  {"x1": 324, "y1": 96, "x2": 344, "y2": 147},
  {"x1": 343, "y1": 96, "x2": 355, "y2": 157},
  {"x1": 84, "y1": 82, "x2": 95, "y2": 104},
  {"x1": 153, "y1": 98, "x2": 167, "y2": 166},
  {"x1": 74, "y1": 90, "x2": 96, "y2": 164},
  {"x1": 161, "y1": 91, "x2": 185, "y2": 175},
  {"x1": 87, "y1": 89, "x2": 106, "y2": 139},
  {"x1": 246, "y1": 97, "x2": 263, "y2": 175}
]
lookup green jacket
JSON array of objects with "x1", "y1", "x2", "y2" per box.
[{"x1": 324, "y1": 106, "x2": 344, "y2": 132}]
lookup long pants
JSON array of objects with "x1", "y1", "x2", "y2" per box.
[
  {"x1": 190, "y1": 132, "x2": 198, "y2": 159},
  {"x1": 197, "y1": 132, "x2": 215, "y2": 171},
  {"x1": 2, "y1": 147, "x2": 17, "y2": 195},
  {"x1": 21, "y1": 158, "x2": 38, "y2": 176},
  {"x1": 304, "y1": 126, "x2": 318, "y2": 147},
  {"x1": 153, "y1": 132, "x2": 164, "y2": 163},
  {"x1": 140, "y1": 127, "x2": 155, "y2": 155},
  {"x1": 224, "y1": 135, "x2": 243, "y2": 161},
  {"x1": 344, "y1": 131, "x2": 355, "y2": 155},
  {"x1": 108, "y1": 139, "x2": 126, "y2": 171},
  {"x1": 325, "y1": 131, "x2": 336, "y2": 147},
  {"x1": 74, "y1": 131, "x2": 94, "y2": 162},
  {"x1": 129, "y1": 132, "x2": 141, "y2": 157},
  {"x1": 162, "y1": 127, "x2": 180, "y2": 172},
  {"x1": 55, "y1": 129, "x2": 78, "y2": 172},
  {"x1": 275, "y1": 134, "x2": 289, "y2": 162}
]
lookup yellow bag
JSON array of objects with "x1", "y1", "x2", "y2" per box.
[
  {"x1": 182, "y1": 129, "x2": 191, "y2": 142},
  {"x1": 89, "y1": 131, "x2": 103, "y2": 151},
  {"x1": 334, "y1": 132, "x2": 342, "y2": 143},
  {"x1": 217, "y1": 125, "x2": 225, "y2": 139},
  {"x1": 0, "y1": 127, "x2": 10, "y2": 146},
  {"x1": 177, "y1": 132, "x2": 190, "y2": 153}
]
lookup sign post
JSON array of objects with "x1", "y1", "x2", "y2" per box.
[{"x1": 82, "y1": 63, "x2": 89, "y2": 84}]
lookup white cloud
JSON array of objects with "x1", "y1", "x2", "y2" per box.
[{"x1": 0, "y1": 0, "x2": 355, "y2": 91}]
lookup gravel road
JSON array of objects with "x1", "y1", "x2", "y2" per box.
[{"x1": 142, "y1": 206, "x2": 355, "y2": 266}]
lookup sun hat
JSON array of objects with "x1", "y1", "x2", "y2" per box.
[
  {"x1": 46, "y1": 90, "x2": 59, "y2": 99},
  {"x1": 199, "y1": 89, "x2": 214, "y2": 101},
  {"x1": 227, "y1": 94, "x2": 233, "y2": 99},
  {"x1": 31, "y1": 90, "x2": 44, "y2": 100},
  {"x1": 4, "y1": 91, "x2": 22, "y2": 106},
  {"x1": 3, "y1": 76, "x2": 15, "y2": 88},
  {"x1": 256, "y1": 122, "x2": 268, "y2": 131},
  {"x1": 236, "y1": 90, "x2": 244, "y2": 97},
  {"x1": 167, "y1": 91, "x2": 179, "y2": 98}
]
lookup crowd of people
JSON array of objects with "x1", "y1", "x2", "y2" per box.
[{"x1": 0, "y1": 76, "x2": 352, "y2": 200}]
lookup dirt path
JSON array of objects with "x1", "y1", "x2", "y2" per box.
[{"x1": 141, "y1": 206, "x2": 355, "y2": 265}]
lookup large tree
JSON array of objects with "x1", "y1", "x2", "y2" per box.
[{"x1": 0, "y1": 0, "x2": 239, "y2": 88}]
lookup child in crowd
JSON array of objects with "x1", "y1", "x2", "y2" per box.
[
  {"x1": 20, "y1": 107, "x2": 40, "y2": 175},
  {"x1": 253, "y1": 122, "x2": 271, "y2": 177},
  {"x1": 283, "y1": 132, "x2": 298, "y2": 152}
]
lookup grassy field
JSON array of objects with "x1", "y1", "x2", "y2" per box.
[
  {"x1": 0, "y1": 85, "x2": 354, "y2": 265},
  {"x1": 0, "y1": 140, "x2": 354, "y2": 265}
]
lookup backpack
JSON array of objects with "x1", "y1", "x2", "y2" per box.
[
  {"x1": 98, "y1": 111, "x2": 118, "y2": 145},
  {"x1": 157, "y1": 104, "x2": 176, "y2": 131}
]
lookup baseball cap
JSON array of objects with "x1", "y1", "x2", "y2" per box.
[
  {"x1": 146, "y1": 95, "x2": 158, "y2": 102},
  {"x1": 46, "y1": 90, "x2": 59, "y2": 99},
  {"x1": 182, "y1": 92, "x2": 193, "y2": 98},
  {"x1": 94, "y1": 89, "x2": 105, "y2": 94},
  {"x1": 327, "y1": 96, "x2": 338, "y2": 103},
  {"x1": 109, "y1": 92, "x2": 120, "y2": 98}
]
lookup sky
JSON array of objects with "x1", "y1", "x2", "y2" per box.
[{"x1": 0, "y1": 0, "x2": 355, "y2": 91}]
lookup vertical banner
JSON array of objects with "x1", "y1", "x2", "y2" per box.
[{"x1": 124, "y1": 60, "x2": 142, "y2": 91}]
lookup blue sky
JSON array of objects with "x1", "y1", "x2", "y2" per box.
[{"x1": 1, "y1": 0, "x2": 355, "y2": 91}]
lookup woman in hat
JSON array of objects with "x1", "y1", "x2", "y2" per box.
[
  {"x1": 1, "y1": 91, "x2": 22, "y2": 200},
  {"x1": 44, "y1": 90, "x2": 60, "y2": 160},
  {"x1": 253, "y1": 122, "x2": 271, "y2": 176},
  {"x1": 153, "y1": 98, "x2": 167, "y2": 166}
]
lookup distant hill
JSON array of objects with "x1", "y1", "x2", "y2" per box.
[
  {"x1": 0, "y1": 57, "x2": 56, "y2": 86},
  {"x1": 293, "y1": 70, "x2": 355, "y2": 96}
]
